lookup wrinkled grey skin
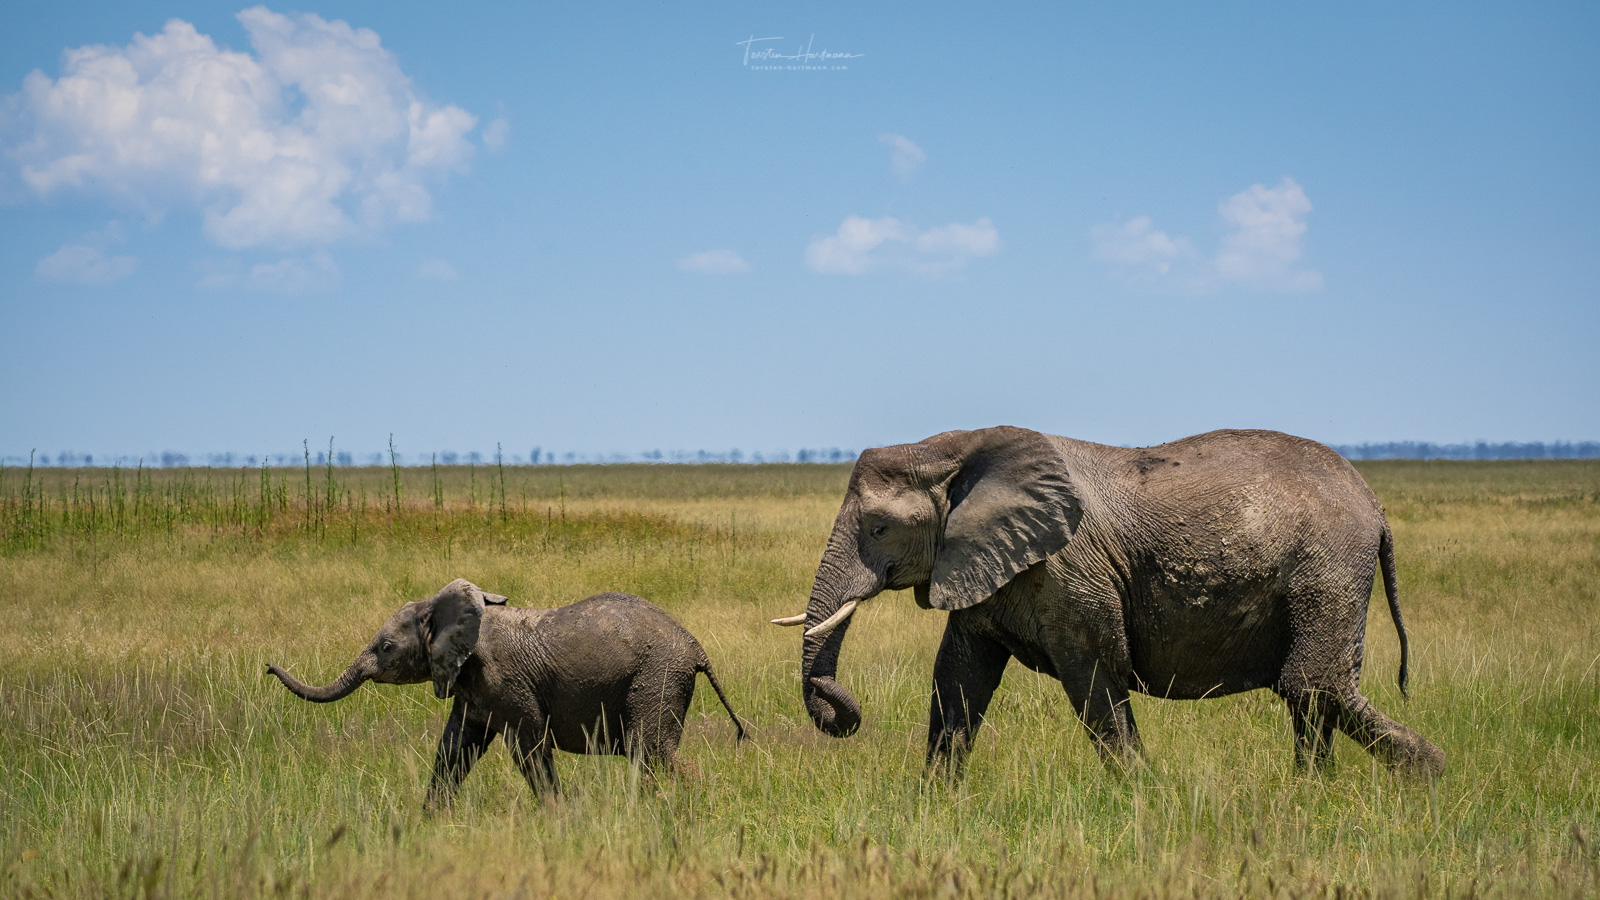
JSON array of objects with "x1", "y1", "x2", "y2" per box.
[
  {"x1": 796, "y1": 426, "x2": 1445, "y2": 778},
  {"x1": 269, "y1": 579, "x2": 745, "y2": 806}
]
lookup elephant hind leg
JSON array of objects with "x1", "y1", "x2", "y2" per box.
[
  {"x1": 622, "y1": 668, "x2": 695, "y2": 779},
  {"x1": 1278, "y1": 571, "x2": 1444, "y2": 777},
  {"x1": 1278, "y1": 685, "x2": 1338, "y2": 771},
  {"x1": 1331, "y1": 689, "x2": 1446, "y2": 776},
  {"x1": 621, "y1": 729, "x2": 681, "y2": 783},
  {"x1": 1278, "y1": 643, "x2": 1443, "y2": 776},
  {"x1": 1277, "y1": 649, "x2": 1441, "y2": 775}
]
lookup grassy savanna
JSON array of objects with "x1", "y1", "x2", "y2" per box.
[{"x1": 1, "y1": 458, "x2": 1596, "y2": 898}]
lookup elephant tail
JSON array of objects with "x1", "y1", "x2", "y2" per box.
[
  {"x1": 1380, "y1": 522, "x2": 1410, "y2": 700},
  {"x1": 697, "y1": 652, "x2": 747, "y2": 742}
]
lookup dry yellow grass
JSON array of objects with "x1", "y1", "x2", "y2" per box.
[{"x1": 1, "y1": 460, "x2": 1596, "y2": 897}]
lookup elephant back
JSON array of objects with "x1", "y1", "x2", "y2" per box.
[{"x1": 537, "y1": 593, "x2": 700, "y2": 680}]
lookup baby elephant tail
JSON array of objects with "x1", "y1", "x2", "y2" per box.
[{"x1": 697, "y1": 652, "x2": 747, "y2": 742}]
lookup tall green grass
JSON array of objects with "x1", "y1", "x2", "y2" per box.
[
  {"x1": 1, "y1": 460, "x2": 1595, "y2": 898},
  {"x1": 0, "y1": 456, "x2": 846, "y2": 553}
]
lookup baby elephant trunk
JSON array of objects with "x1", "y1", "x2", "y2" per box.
[{"x1": 267, "y1": 652, "x2": 376, "y2": 703}]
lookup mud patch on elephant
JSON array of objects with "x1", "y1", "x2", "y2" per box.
[
  {"x1": 1132, "y1": 456, "x2": 1169, "y2": 479},
  {"x1": 1128, "y1": 560, "x2": 1285, "y2": 699}
]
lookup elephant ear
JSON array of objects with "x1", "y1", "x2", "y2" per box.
[
  {"x1": 425, "y1": 579, "x2": 488, "y2": 699},
  {"x1": 927, "y1": 427, "x2": 1083, "y2": 611}
]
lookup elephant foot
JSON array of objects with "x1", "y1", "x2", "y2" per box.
[
  {"x1": 1096, "y1": 746, "x2": 1145, "y2": 778},
  {"x1": 1333, "y1": 693, "x2": 1445, "y2": 779},
  {"x1": 924, "y1": 729, "x2": 976, "y2": 783},
  {"x1": 1291, "y1": 734, "x2": 1337, "y2": 774},
  {"x1": 920, "y1": 762, "x2": 968, "y2": 790},
  {"x1": 1363, "y1": 716, "x2": 1446, "y2": 778},
  {"x1": 1292, "y1": 752, "x2": 1337, "y2": 777},
  {"x1": 1386, "y1": 738, "x2": 1446, "y2": 778},
  {"x1": 1087, "y1": 728, "x2": 1144, "y2": 772},
  {"x1": 922, "y1": 758, "x2": 962, "y2": 785}
]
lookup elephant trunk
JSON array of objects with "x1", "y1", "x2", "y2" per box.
[
  {"x1": 267, "y1": 652, "x2": 376, "y2": 703},
  {"x1": 798, "y1": 515, "x2": 884, "y2": 738},
  {"x1": 801, "y1": 604, "x2": 862, "y2": 737}
]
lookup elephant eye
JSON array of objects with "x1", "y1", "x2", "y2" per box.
[
  {"x1": 381, "y1": 640, "x2": 395, "y2": 653},
  {"x1": 871, "y1": 524, "x2": 887, "y2": 538}
]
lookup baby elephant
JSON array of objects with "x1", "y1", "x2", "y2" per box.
[{"x1": 268, "y1": 579, "x2": 744, "y2": 805}]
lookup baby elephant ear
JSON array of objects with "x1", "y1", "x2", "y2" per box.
[
  {"x1": 928, "y1": 426, "x2": 1083, "y2": 611},
  {"x1": 426, "y1": 579, "x2": 487, "y2": 700}
]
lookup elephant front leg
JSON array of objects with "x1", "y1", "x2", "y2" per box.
[
  {"x1": 926, "y1": 616, "x2": 1011, "y2": 779},
  {"x1": 424, "y1": 698, "x2": 500, "y2": 810}
]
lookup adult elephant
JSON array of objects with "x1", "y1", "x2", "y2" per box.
[{"x1": 772, "y1": 426, "x2": 1445, "y2": 776}]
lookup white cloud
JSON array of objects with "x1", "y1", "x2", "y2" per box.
[
  {"x1": 6, "y1": 8, "x2": 478, "y2": 250},
  {"x1": 1090, "y1": 216, "x2": 1201, "y2": 289},
  {"x1": 1214, "y1": 178, "x2": 1323, "y2": 291},
  {"x1": 418, "y1": 258, "x2": 458, "y2": 280},
  {"x1": 806, "y1": 215, "x2": 998, "y2": 276},
  {"x1": 677, "y1": 248, "x2": 750, "y2": 274},
  {"x1": 35, "y1": 243, "x2": 138, "y2": 284},
  {"x1": 915, "y1": 219, "x2": 1000, "y2": 258},
  {"x1": 806, "y1": 216, "x2": 909, "y2": 274},
  {"x1": 878, "y1": 133, "x2": 926, "y2": 180},
  {"x1": 1092, "y1": 178, "x2": 1321, "y2": 293},
  {"x1": 482, "y1": 117, "x2": 510, "y2": 152},
  {"x1": 198, "y1": 251, "x2": 338, "y2": 293},
  {"x1": 1091, "y1": 217, "x2": 1193, "y2": 270},
  {"x1": 34, "y1": 221, "x2": 138, "y2": 284}
]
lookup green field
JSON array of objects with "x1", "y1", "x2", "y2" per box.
[{"x1": 2, "y1": 458, "x2": 1596, "y2": 898}]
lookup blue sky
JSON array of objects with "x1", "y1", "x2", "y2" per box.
[{"x1": 2, "y1": 2, "x2": 1596, "y2": 463}]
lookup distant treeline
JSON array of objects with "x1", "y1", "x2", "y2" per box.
[
  {"x1": 1330, "y1": 441, "x2": 1600, "y2": 460},
  {"x1": 7, "y1": 440, "x2": 1598, "y2": 469}
]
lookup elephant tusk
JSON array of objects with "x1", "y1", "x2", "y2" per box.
[
  {"x1": 804, "y1": 600, "x2": 859, "y2": 638},
  {"x1": 770, "y1": 613, "x2": 807, "y2": 626}
]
